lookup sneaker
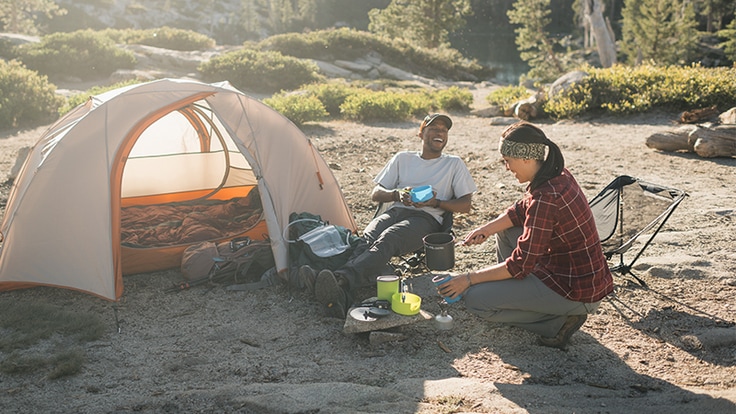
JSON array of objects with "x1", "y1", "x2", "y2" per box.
[
  {"x1": 539, "y1": 314, "x2": 588, "y2": 350},
  {"x1": 298, "y1": 265, "x2": 318, "y2": 295},
  {"x1": 314, "y1": 269, "x2": 349, "y2": 319}
]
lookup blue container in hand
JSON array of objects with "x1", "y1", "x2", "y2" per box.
[
  {"x1": 432, "y1": 274, "x2": 462, "y2": 304},
  {"x1": 410, "y1": 185, "x2": 433, "y2": 203}
]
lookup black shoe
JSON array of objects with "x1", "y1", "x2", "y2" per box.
[
  {"x1": 539, "y1": 314, "x2": 588, "y2": 350},
  {"x1": 314, "y1": 269, "x2": 349, "y2": 319},
  {"x1": 297, "y1": 265, "x2": 318, "y2": 295}
]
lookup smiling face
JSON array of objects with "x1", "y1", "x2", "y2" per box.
[{"x1": 419, "y1": 119, "x2": 449, "y2": 159}]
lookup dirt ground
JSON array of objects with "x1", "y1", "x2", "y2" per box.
[{"x1": 1, "y1": 85, "x2": 735, "y2": 413}]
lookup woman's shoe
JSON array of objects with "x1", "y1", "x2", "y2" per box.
[{"x1": 539, "y1": 314, "x2": 588, "y2": 350}]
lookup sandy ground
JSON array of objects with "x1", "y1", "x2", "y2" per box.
[{"x1": 1, "y1": 86, "x2": 736, "y2": 413}]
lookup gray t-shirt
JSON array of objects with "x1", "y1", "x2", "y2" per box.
[{"x1": 374, "y1": 151, "x2": 477, "y2": 223}]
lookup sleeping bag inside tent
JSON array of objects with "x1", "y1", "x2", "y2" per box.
[
  {"x1": 0, "y1": 78, "x2": 356, "y2": 301},
  {"x1": 117, "y1": 100, "x2": 269, "y2": 275}
]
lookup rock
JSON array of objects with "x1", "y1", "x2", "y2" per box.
[
  {"x1": 343, "y1": 307, "x2": 433, "y2": 334},
  {"x1": 681, "y1": 327, "x2": 736, "y2": 350},
  {"x1": 719, "y1": 107, "x2": 736, "y2": 124},
  {"x1": 548, "y1": 70, "x2": 589, "y2": 99},
  {"x1": 312, "y1": 60, "x2": 355, "y2": 78},
  {"x1": 0, "y1": 33, "x2": 39, "y2": 45},
  {"x1": 109, "y1": 69, "x2": 167, "y2": 84},
  {"x1": 376, "y1": 62, "x2": 434, "y2": 84},
  {"x1": 334, "y1": 59, "x2": 373, "y2": 73},
  {"x1": 471, "y1": 106, "x2": 503, "y2": 117},
  {"x1": 489, "y1": 117, "x2": 519, "y2": 126},
  {"x1": 121, "y1": 44, "x2": 220, "y2": 73}
]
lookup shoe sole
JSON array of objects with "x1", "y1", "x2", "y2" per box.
[{"x1": 314, "y1": 271, "x2": 347, "y2": 319}]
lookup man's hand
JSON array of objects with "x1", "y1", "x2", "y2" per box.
[{"x1": 412, "y1": 189, "x2": 438, "y2": 208}]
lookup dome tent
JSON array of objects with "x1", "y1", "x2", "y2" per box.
[{"x1": 0, "y1": 78, "x2": 356, "y2": 300}]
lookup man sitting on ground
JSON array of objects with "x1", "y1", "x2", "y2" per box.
[{"x1": 302, "y1": 114, "x2": 477, "y2": 318}]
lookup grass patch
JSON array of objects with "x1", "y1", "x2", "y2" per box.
[{"x1": 0, "y1": 301, "x2": 107, "y2": 378}]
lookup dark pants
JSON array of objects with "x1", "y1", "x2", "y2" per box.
[{"x1": 336, "y1": 207, "x2": 440, "y2": 291}]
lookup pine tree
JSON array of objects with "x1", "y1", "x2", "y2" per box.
[
  {"x1": 621, "y1": 0, "x2": 699, "y2": 65},
  {"x1": 368, "y1": 0, "x2": 472, "y2": 49},
  {"x1": 717, "y1": 14, "x2": 736, "y2": 62},
  {"x1": 507, "y1": 0, "x2": 567, "y2": 82},
  {"x1": 240, "y1": 0, "x2": 266, "y2": 39}
]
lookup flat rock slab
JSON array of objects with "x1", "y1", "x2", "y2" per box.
[{"x1": 343, "y1": 307, "x2": 433, "y2": 334}]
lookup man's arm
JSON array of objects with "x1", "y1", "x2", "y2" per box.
[
  {"x1": 431, "y1": 193, "x2": 472, "y2": 214},
  {"x1": 371, "y1": 185, "x2": 404, "y2": 203}
]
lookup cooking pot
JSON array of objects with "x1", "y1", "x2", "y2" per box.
[{"x1": 423, "y1": 232, "x2": 455, "y2": 271}]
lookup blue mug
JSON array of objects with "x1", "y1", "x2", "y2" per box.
[{"x1": 432, "y1": 274, "x2": 462, "y2": 304}]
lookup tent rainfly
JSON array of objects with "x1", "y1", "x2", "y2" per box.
[{"x1": 0, "y1": 78, "x2": 356, "y2": 301}]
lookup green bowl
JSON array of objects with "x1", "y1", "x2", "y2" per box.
[{"x1": 391, "y1": 292, "x2": 421, "y2": 316}]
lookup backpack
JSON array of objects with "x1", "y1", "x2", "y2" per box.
[
  {"x1": 173, "y1": 237, "x2": 275, "y2": 291},
  {"x1": 285, "y1": 212, "x2": 363, "y2": 270}
]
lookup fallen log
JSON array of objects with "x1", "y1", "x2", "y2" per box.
[
  {"x1": 645, "y1": 125, "x2": 697, "y2": 152},
  {"x1": 645, "y1": 108, "x2": 736, "y2": 158},
  {"x1": 689, "y1": 125, "x2": 736, "y2": 158},
  {"x1": 679, "y1": 105, "x2": 719, "y2": 124}
]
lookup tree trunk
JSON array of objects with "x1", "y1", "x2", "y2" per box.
[{"x1": 585, "y1": 0, "x2": 617, "y2": 67}]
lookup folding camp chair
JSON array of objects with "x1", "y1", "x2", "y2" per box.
[
  {"x1": 372, "y1": 202, "x2": 454, "y2": 276},
  {"x1": 589, "y1": 175, "x2": 688, "y2": 287}
]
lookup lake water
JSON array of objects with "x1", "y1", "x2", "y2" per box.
[{"x1": 451, "y1": 30, "x2": 528, "y2": 84}]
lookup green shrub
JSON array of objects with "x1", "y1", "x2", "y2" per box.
[
  {"x1": 403, "y1": 91, "x2": 434, "y2": 117},
  {"x1": 487, "y1": 85, "x2": 533, "y2": 112},
  {"x1": 542, "y1": 81, "x2": 593, "y2": 118},
  {"x1": 433, "y1": 86, "x2": 473, "y2": 111},
  {"x1": 257, "y1": 28, "x2": 491, "y2": 82},
  {"x1": 102, "y1": 27, "x2": 216, "y2": 51},
  {"x1": 198, "y1": 48, "x2": 323, "y2": 93},
  {"x1": 0, "y1": 38, "x2": 19, "y2": 60},
  {"x1": 263, "y1": 83, "x2": 475, "y2": 124},
  {"x1": 544, "y1": 64, "x2": 736, "y2": 119},
  {"x1": 263, "y1": 92, "x2": 328, "y2": 125},
  {"x1": 339, "y1": 90, "x2": 414, "y2": 122},
  {"x1": 0, "y1": 60, "x2": 64, "y2": 128},
  {"x1": 302, "y1": 82, "x2": 357, "y2": 116},
  {"x1": 17, "y1": 29, "x2": 136, "y2": 80}
]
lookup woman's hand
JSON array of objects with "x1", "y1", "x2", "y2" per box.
[
  {"x1": 437, "y1": 273, "x2": 473, "y2": 299},
  {"x1": 459, "y1": 226, "x2": 490, "y2": 246}
]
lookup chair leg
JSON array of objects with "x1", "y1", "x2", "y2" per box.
[
  {"x1": 626, "y1": 269, "x2": 648, "y2": 288},
  {"x1": 610, "y1": 262, "x2": 648, "y2": 288}
]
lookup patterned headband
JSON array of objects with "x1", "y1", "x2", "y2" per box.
[{"x1": 499, "y1": 139, "x2": 546, "y2": 160}]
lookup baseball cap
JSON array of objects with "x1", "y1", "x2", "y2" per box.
[{"x1": 422, "y1": 113, "x2": 452, "y2": 130}]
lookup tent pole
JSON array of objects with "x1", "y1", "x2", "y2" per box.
[{"x1": 113, "y1": 303, "x2": 122, "y2": 334}]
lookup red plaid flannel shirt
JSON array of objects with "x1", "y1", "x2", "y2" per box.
[{"x1": 505, "y1": 169, "x2": 614, "y2": 303}]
